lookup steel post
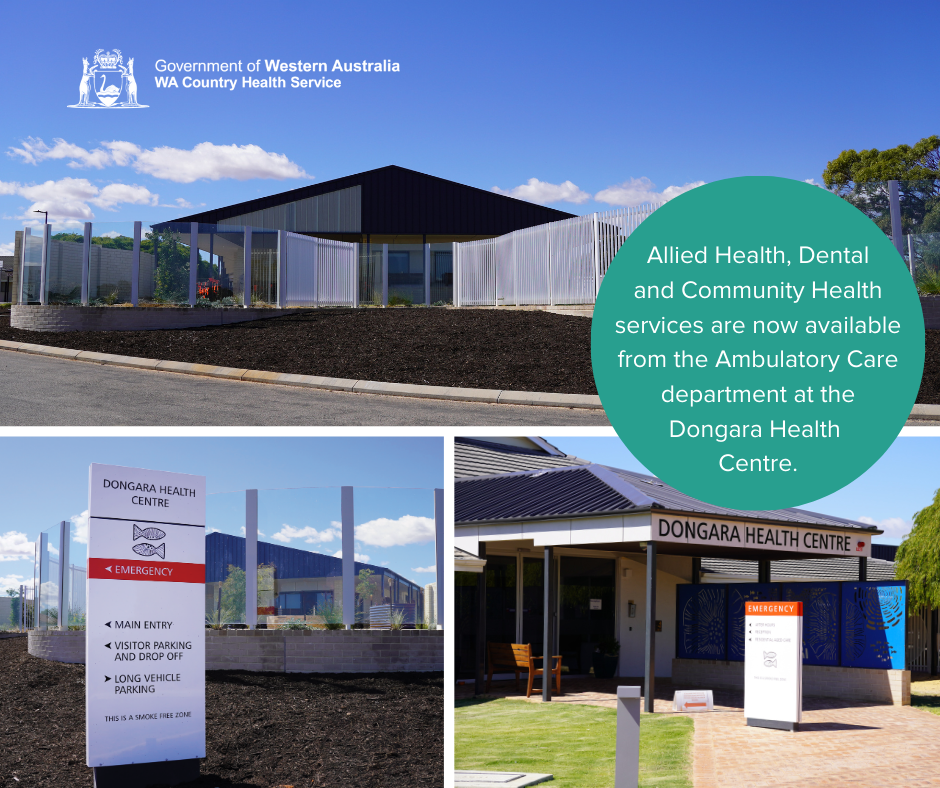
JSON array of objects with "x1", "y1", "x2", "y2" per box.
[
  {"x1": 644, "y1": 541, "x2": 657, "y2": 714},
  {"x1": 245, "y1": 490, "x2": 258, "y2": 629}
]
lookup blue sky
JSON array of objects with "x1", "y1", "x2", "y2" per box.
[
  {"x1": 0, "y1": 437, "x2": 443, "y2": 592},
  {"x1": 1, "y1": 0, "x2": 934, "y2": 255},
  {"x1": 546, "y1": 436, "x2": 940, "y2": 546}
]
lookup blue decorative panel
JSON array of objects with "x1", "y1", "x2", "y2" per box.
[
  {"x1": 781, "y1": 582, "x2": 841, "y2": 666},
  {"x1": 841, "y1": 582, "x2": 907, "y2": 669},
  {"x1": 677, "y1": 584, "x2": 727, "y2": 660},
  {"x1": 727, "y1": 584, "x2": 779, "y2": 662}
]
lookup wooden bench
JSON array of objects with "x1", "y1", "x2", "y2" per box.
[{"x1": 486, "y1": 642, "x2": 563, "y2": 698}]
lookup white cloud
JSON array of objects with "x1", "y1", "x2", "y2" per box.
[
  {"x1": 355, "y1": 515, "x2": 435, "y2": 548},
  {"x1": 857, "y1": 516, "x2": 912, "y2": 540},
  {"x1": 9, "y1": 138, "x2": 309, "y2": 184},
  {"x1": 0, "y1": 531, "x2": 35, "y2": 561},
  {"x1": 333, "y1": 549, "x2": 370, "y2": 563},
  {"x1": 0, "y1": 241, "x2": 13, "y2": 256},
  {"x1": 0, "y1": 573, "x2": 28, "y2": 592},
  {"x1": 493, "y1": 178, "x2": 591, "y2": 205},
  {"x1": 594, "y1": 177, "x2": 705, "y2": 207},
  {"x1": 92, "y1": 183, "x2": 159, "y2": 210},
  {"x1": 133, "y1": 142, "x2": 310, "y2": 183},
  {"x1": 206, "y1": 527, "x2": 220, "y2": 535},
  {"x1": 411, "y1": 565, "x2": 436, "y2": 573},
  {"x1": 0, "y1": 176, "x2": 159, "y2": 222},
  {"x1": 70, "y1": 510, "x2": 89, "y2": 545},
  {"x1": 8, "y1": 137, "x2": 112, "y2": 169},
  {"x1": 270, "y1": 524, "x2": 340, "y2": 544}
]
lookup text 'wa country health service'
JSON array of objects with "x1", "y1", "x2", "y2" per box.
[{"x1": 153, "y1": 58, "x2": 401, "y2": 91}]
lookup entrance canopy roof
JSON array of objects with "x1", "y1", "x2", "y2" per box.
[{"x1": 456, "y1": 460, "x2": 882, "y2": 562}]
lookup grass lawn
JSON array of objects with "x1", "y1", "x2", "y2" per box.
[
  {"x1": 912, "y1": 677, "x2": 940, "y2": 716},
  {"x1": 455, "y1": 698, "x2": 693, "y2": 788}
]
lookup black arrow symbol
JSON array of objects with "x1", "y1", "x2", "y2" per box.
[
  {"x1": 105, "y1": 622, "x2": 111, "y2": 628},
  {"x1": 104, "y1": 643, "x2": 111, "y2": 649},
  {"x1": 104, "y1": 676, "x2": 111, "y2": 682}
]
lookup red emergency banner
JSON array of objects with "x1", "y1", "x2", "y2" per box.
[
  {"x1": 88, "y1": 557, "x2": 205, "y2": 584},
  {"x1": 745, "y1": 601, "x2": 803, "y2": 616}
]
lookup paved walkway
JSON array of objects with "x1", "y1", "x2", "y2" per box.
[{"x1": 459, "y1": 677, "x2": 940, "y2": 787}]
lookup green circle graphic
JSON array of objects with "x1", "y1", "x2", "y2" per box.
[{"x1": 592, "y1": 176, "x2": 925, "y2": 510}]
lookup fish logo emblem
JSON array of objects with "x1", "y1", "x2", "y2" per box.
[
  {"x1": 133, "y1": 543, "x2": 166, "y2": 559},
  {"x1": 763, "y1": 651, "x2": 777, "y2": 668},
  {"x1": 133, "y1": 524, "x2": 166, "y2": 541}
]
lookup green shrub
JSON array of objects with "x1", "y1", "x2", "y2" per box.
[{"x1": 280, "y1": 618, "x2": 310, "y2": 630}]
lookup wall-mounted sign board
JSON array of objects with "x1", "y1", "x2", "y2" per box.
[
  {"x1": 85, "y1": 463, "x2": 206, "y2": 773},
  {"x1": 744, "y1": 601, "x2": 803, "y2": 731}
]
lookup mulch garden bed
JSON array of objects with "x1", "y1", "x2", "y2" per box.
[
  {"x1": 0, "y1": 637, "x2": 443, "y2": 788},
  {"x1": 0, "y1": 308, "x2": 596, "y2": 394},
  {"x1": 920, "y1": 330, "x2": 940, "y2": 404}
]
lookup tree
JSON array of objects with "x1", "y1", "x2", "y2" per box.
[
  {"x1": 822, "y1": 135, "x2": 940, "y2": 238},
  {"x1": 895, "y1": 488, "x2": 940, "y2": 611},
  {"x1": 5, "y1": 589, "x2": 18, "y2": 628}
]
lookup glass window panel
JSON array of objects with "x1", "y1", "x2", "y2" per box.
[
  {"x1": 88, "y1": 222, "x2": 137, "y2": 304},
  {"x1": 205, "y1": 491, "x2": 249, "y2": 626},
  {"x1": 430, "y1": 243, "x2": 453, "y2": 304},
  {"x1": 352, "y1": 487, "x2": 435, "y2": 628},
  {"x1": 387, "y1": 244, "x2": 425, "y2": 306},
  {"x1": 257, "y1": 488, "x2": 343, "y2": 629},
  {"x1": 558, "y1": 556, "x2": 616, "y2": 674},
  {"x1": 46, "y1": 225, "x2": 85, "y2": 304}
]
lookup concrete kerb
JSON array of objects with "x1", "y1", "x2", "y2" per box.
[
  {"x1": 910, "y1": 404, "x2": 940, "y2": 421},
  {"x1": 0, "y1": 338, "x2": 604, "y2": 409}
]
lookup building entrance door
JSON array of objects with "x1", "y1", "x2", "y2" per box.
[{"x1": 559, "y1": 556, "x2": 616, "y2": 675}]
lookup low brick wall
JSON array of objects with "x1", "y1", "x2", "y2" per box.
[
  {"x1": 923, "y1": 296, "x2": 940, "y2": 330},
  {"x1": 672, "y1": 658, "x2": 910, "y2": 706},
  {"x1": 207, "y1": 629, "x2": 444, "y2": 673},
  {"x1": 11, "y1": 305, "x2": 302, "y2": 332},
  {"x1": 28, "y1": 630, "x2": 85, "y2": 664},
  {"x1": 25, "y1": 629, "x2": 443, "y2": 673}
]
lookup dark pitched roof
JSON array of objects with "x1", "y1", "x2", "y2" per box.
[
  {"x1": 454, "y1": 439, "x2": 880, "y2": 534},
  {"x1": 701, "y1": 556, "x2": 896, "y2": 581},
  {"x1": 455, "y1": 437, "x2": 589, "y2": 478},
  {"x1": 164, "y1": 165, "x2": 575, "y2": 234}
]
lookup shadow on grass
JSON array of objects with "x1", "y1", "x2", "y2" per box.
[
  {"x1": 456, "y1": 696, "x2": 503, "y2": 709},
  {"x1": 912, "y1": 695, "x2": 940, "y2": 715}
]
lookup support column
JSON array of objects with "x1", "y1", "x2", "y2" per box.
[
  {"x1": 382, "y1": 243, "x2": 389, "y2": 307},
  {"x1": 758, "y1": 560, "x2": 771, "y2": 584},
  {"x1": 424, "y1": 243, "x2": 431, "y2": 306},
  {"x1": 434, "y1": 488, "x2": 444, "y2": 629},
  {"x1": 474, "y1": 542, "x2": 487, "y2": 696},
  {"x1": 243, "y1": 227, "x2": 253, "y2": 307},
  {"x1": 188, "y1": 222, "x2": 198, "y2": 305},
  {"x1": 644, "y1": 541, "x2": 657, "y2": 714},
  {"x1": 39, "y1": 222, "x2": 51, "y2": 305},
  {"x1": 245, "y1": 490, "x2": 258, "y2": 629},
  {"x1": 130, "y1": 222, "x2": 141, "y2": 307},
  {"x1": 81, "y1": 223, "x2": 91, "y2": 305},
  {"x1": 341, "y1": 486, "x2": 355, "y2": 629},
  {"x1": 543, "y1": 545, "x2": 555, "y2": 702},
  {"x1": 18, "y1": 227, "x2": 30, "y2": 304},
  {"x1": 57, "y1": 521, "x2": 69, "y2": 630},
  {"x1": 592, "y1": 212, "x2": 601, "y2": 297},
  {"x1": 692, "y1": 556, "x2": 701, "y2": 584},
  {"x1": 858, "y1": 556, "x2": 867, "y2": 582},
  {"x1": 888, "y1": 180, "x2": 904, "y2": 258},
  {"x1": 276, "y1": 230, "x2": 288, "y2": 308}
]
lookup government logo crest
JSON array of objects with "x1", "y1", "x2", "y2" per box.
[{"x1": 68, "y1": 49, "x2": 148, "y2": 108}]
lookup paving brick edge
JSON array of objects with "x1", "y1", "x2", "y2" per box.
[{"x1": 0, "y1": 338, "x2": 603, "y2": 409}]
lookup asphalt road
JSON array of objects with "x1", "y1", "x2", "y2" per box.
[{"x1": 0, "y1": 349, "x2": 612, "y2": 427}]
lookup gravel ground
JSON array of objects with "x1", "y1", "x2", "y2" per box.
[
  {"x1": 0, "y1": 309, "x2": 596, "y2": 395},
  {"x1": 0, "y1": 637, "x2": 443, "y2": 788}
]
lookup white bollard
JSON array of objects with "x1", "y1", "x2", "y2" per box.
[{"x1": 616, "y1": 686, "x2": 641, "y2": 788}]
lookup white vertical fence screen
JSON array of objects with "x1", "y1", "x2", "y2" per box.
[
  {"x1": 281, "y1": 232, "x2": 358, "y2": 307},
  {"x1": 454, "y1": 204, "x2": 661, "y2": 306}
]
